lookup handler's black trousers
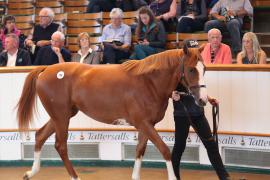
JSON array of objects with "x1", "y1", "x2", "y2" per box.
[{"x1": 171, "y1": 115, "x2": 230, "y2": 180}]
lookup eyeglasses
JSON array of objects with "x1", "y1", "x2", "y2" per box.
[
  {"x1": 39, "y1": 16, "x2": 50, "y2": 18},
  {"x1": 79, "y1": 38, "x2": 89, "y2": 42},
  {"x1": 51, "y1": 39, "x2": 62, "y2": 43},
  {"x1": 6, "y1": 21, "x2": 15, "y2": 24},
  {"x1": 111, "y1": 17, "x2": 122, "y2": 20}
]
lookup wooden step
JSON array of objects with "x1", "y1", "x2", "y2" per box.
[
  {"x1": 261, "y1": 45, "x2": 270, "y2": 58},
  {"x1": 256, "y1": 33, "x2": 270, "y2": 44},
  {"x1": 254, "y1": 8, "x2": 270, "y2": 32},
  {"x1": 253, "y1": 0, "x2": 270, "y2": 7}
]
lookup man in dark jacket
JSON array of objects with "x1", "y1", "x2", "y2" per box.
[
  {"x1": 25, "y1": 7, "x2": 63, "y2": 64},
  {"x1": 34, "y1": 31, "x2": 71, "y2": 65},
  {"x1": 0, "y1": 33, "x2": 31, "y2": 66}
]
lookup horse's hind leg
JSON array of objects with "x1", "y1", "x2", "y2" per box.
[
  {"x1": 138, "y1": 122, "x2": 176, "y2": 180},
  {"x1": 23, "y1": 119, "x2": 55, "y2": 180},
  {"x1": 132, "y1": 132, "x2": 148, "y2": 180},
  {"x1": 54, "y1": 119, "x2": 80, "y2": 180}
]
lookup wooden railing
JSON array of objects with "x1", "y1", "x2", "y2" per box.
[{"x1": 2, "y1": 64, "x2": 270, "y2": 74}]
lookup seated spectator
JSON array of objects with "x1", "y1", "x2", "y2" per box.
[
  {"x1": 130, "y1": 7, "x2": 166, "y2": 60},
  {"x1": 149, "y1": 0, "x2": 177, "y2": 32},
  {"x1": 72, "y1": 32, "x2": 101, "y2": 64},
  {"x1": 116, "y1": 0, "x2": 148, "y2": 11},
  {"x1": 34, "y1": 31, "x2": 71, "y2": 65},
  {"x1": 25, "y1": 7, "x2": 63, "y2": 63},
  {"x1": 101, "y1": 8, "x2": 131, "y2": 64},
  {"x1": 206, "y1": 0, "x2": 219, "y2": 8},
  {"x1": 204, "y1": 0, "x2": 253, "y2": 56},
  {"x1": 201, "y1": 28, "x2": 232, "y2": 64},
  {"x1": 87, "y1": 0, "x2": 115, "y2": 13},
  {"x1": 176, "y1": 0, "x2": 207, "y2": 33},
  {"x1": 237, "y1": 32, "x2": 267, "y2": 64},
  {"x1": 87, "y1": 0, "x2": 147, "y2": 13},
  {"x1": 0, "y1": 15, "x2": 21, "y2": 52},
  {"x1": 0, "y1": 34, "x2": 31, "y2": 66}
]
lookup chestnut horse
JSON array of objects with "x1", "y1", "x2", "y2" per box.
[{"x1": 17, "y1": 46, "x2": 207, "y2": 180}]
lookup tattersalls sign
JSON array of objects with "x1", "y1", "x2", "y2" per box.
[{"x1": 0, "y1": 131, "x2": 269, "y2": 150}]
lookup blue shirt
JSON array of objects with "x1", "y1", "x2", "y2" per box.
[{"x1": 101, "y1": 23, "x2": 132, "y2": 46}]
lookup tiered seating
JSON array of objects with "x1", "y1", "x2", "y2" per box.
[
  {"x1": 66, "y1": 13, "x2": 102, "y2": 36},
  {"x1": 102, "y1": 11, "x2": 138, "y2": 26},
  {"x1": 253, "y1": 0, "x2": 270, "y2": 7},
  {"x1": 35, "y1": 1, "x2": 63, "y2": 14},
  {"x1": 14, "y1": 15, "x2": 34, "y2": 35},
  {"x1": 176, "y1": 33, "x2": 208, "y2": 48},
  {"x1": 166, "y1": 33, "x2": 208, "y2": 49},
  {"x1": 7, "y1": 0, "x2": 35, "y2": 16},
  {"x1": 5, "y1": 0, "x2": 266, "y2": 58},
  {"x1": 63, "y1": 0, "x2": 88, "y2": 13},
  {"x1": 66, "y1": 12, "x2": 102, "y2": 53}
]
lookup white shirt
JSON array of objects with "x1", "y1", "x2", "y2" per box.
[
  {"x1": 78, "y1": 48, "x2": 93, "y2": 63},
  {"x1": 7, "y1": 50, "x2": 18, "y2": 67}
]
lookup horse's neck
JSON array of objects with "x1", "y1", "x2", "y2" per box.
[{"x1": 147, "y1": 66, "x2": 180, "y2": 99}]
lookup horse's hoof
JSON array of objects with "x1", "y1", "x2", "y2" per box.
[{"x1": 23, "y1": 174, "x2": 29, "y2": 180}]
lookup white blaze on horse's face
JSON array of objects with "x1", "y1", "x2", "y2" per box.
[{"x1": 195, "y1": 61, "x2": 208, "y2": 106}]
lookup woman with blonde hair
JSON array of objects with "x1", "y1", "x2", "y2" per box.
[
  {"x1": 72, "y1": 32, "x2": 101, "y2": 64},
  {"x1": 237, "y1": 32, "x2": 267, "y2": 64}
]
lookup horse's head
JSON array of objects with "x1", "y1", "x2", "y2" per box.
[{"x1": 180, "y1": 43, "x2": 208, "y2": 106}]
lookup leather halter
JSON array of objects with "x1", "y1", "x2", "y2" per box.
[{"x1": 179, "y1": 55, "x2": 206, "y2": 94}]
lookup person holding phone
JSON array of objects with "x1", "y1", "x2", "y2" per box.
[{"x1": 130, "y1": 7, "x2": 166, "y2": 60}]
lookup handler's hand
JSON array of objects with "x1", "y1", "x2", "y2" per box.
[
  {"x1": 172, "y1": 91, "x2": 181, "y2": 101},
  {"x1": 208, "y1": 97, "x2": 219, "y2": 106}
]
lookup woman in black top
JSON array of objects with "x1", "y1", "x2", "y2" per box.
[
  {"x1": 176, "y1": 0, "x2": 207, "y2": 33},
  {"x1": 130, "y1": 6, "x2": 166, "y2": 60},
  {"x1": 171, "y1": 40, "x2": 231, "y2": 180},
  {"x1": 149, "y1": 0, "x2": 177, "y2": 32}
]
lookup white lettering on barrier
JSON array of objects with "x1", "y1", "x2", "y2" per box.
[{"x1": 0, "y1": 132, "x2": 270, "y2": 149}]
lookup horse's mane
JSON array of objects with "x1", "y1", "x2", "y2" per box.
[{"x1": 121, "y1": 49, "x2": 183, "y2": 75}]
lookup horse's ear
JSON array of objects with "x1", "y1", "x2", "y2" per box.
[
  {"x1": 198, "y1": 43, "x2": 206, "y2": 53},
  {"x1": 183, "y1": 43, "x2": 189, "y2": 55}
]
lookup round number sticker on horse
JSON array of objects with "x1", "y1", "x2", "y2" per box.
[{"x1": 57, "y1": 71, "x2": 64, "y2": 79}]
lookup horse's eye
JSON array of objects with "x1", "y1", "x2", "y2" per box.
[{"x1": 189, "y1": 68, "x2": 195, "y2": 73}]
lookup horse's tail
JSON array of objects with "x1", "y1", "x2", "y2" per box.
[{"x1": 17, "y1": 66, "x2": 47, "y2": 132}]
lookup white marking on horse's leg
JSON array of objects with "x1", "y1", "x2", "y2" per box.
[
  {"x1": 25, "y1": 151, "x2": 41, "y2": 178},
  {"x1": 166, "y1": 161, "x2": 177, "y2": 180},
  {"x1": 132, "y1": 156, "x2": 142, "y2": 180},
  {"x1": 196, "y1": 61, "x2": 208, "y2": 103},
  {"x1": 71, "y1": 177, "x2": 81, "y2": 180}
]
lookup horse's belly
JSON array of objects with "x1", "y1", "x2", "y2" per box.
[{"x1": 111, "y1": 118, "x2": 131, "y2": 126}]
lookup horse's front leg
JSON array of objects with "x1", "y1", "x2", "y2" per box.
[
  {"x1": 132, "y1": 132, "x2": 148, "y2": 180},
  {"x1": 138, "y1": 121, "x2": 177, "y2": 180}
]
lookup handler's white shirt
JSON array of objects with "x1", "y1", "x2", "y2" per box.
[{"x1": 7, "y1": 50, "x2": 18, "y2": 67}]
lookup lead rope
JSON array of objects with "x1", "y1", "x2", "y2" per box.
[
  {"x1": 179, "y1": 99, "x2": 219, "y2": 147},
  {"x1": 212, "y1": 103, "x2": 219, "y2": 148}
]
